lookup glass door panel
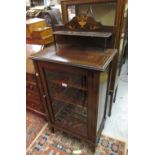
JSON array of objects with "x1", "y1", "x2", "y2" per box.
[{"x1": 44, "y1": 68, "x2": 88, "y2": 137}]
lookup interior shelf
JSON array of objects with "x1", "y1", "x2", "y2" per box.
[
  {"x1": 46, "y1": 70, "x2": 87, "y2": 91},
  {"x1": 50, "y1": 84, "x2": 87, "y2": 107},
  {"x1": 52, "y1": 100, "x2": 65, "y2": 115},
  {"x1": 52, "y1": 101, "x2": 87, "y2": 137}
]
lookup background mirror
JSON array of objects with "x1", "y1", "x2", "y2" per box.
[{"x1": 67, "y1": 2, "x2": 116, "y2": 26}]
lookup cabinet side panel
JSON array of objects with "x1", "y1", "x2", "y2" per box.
[
  {"x1": 87, "y1": 71, "x2": 100, "y2": 142},
  {"x1": 96, "y1": 69, "x2": 109, "y2": 132}
]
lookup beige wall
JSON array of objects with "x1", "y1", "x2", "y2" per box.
[{"x1": 50, "y1": 0, "x2": 60, "y2": 4}]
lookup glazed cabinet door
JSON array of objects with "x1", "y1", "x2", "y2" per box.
[{"x1": 38, "y1": 61, "x2": 89, "y2": 139}]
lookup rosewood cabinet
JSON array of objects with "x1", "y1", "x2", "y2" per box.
[{"x1": 30, "y1": 15, "x2": 117, "y2": 152}]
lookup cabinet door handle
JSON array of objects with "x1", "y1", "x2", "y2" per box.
[{"x1": 36, "y1": 72, "x2": 39, "y2": 77}]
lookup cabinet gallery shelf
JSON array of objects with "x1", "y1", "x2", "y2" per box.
[{"x1": 53, "y1": 31, "x2": 112, "y2": 38}]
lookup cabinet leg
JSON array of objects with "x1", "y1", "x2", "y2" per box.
[
  {"x1": 49, "y1": 123, "x2": 55, "y2": 133},
  {"x1": 51, "y1": 127, "x2": 55, "y2": 133},
  {"x1": 90, "y1": 144, "x2": 96, "y2": 153}
]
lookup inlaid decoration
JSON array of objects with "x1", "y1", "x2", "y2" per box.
[{"x1": 65, "y1": 14, "x2": 104, "y2": 30}]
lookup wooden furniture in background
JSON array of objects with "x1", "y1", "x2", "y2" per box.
[
  {"x1": 60, "y1": 0, "x2": 128, "y2": 116},
  {"x1": 119, "y1": 5, "x2": 128, "y2": 75},
  {"x1": 26, "y1": 18, "x2": 54, "y2": 45},
  {"x1": 30, "y1": 15, "x2": 117, "y2": 152},
  {"x1": 26, "y1": 44, "x2": 47, "y2": 119},
  {"x1": 26, "y1": 5, "x2": 62, "y2": 27}
]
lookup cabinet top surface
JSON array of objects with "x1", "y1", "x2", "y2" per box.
[
  {"x1": 26, "y1": 44, "x2": 43, "y2": 74},
  {"x1": 30, "y1": 45, "x2": 117, "y2": 71}
]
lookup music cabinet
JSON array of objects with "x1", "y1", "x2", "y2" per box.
[{"x1": 30, "y1": 15, "x2": 117, "y2": 152}]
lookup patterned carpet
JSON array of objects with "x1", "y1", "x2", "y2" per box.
[
  {"x1": 26, "y1": 112, "x2": 47, "y2": 148},
  {"x1": 26, "y1": 126, "x2": 127, "y2": 155}
]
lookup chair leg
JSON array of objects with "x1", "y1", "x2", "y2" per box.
[
  {"x1": 108, "y1": 92, "x2": 114, "y2": 117},
  {"x1": 113, "y1": 86, "x2": 118, "y2": 103}
]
